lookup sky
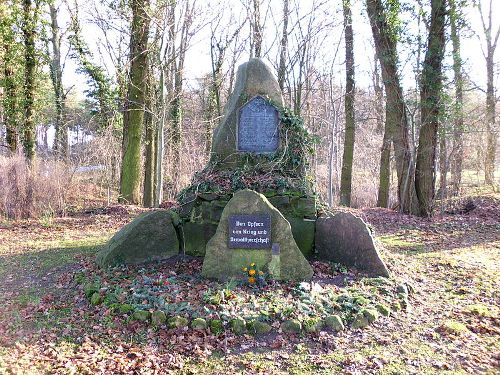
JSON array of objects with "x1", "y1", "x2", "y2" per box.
[{"x1": 58, "y1": 0, "x2": 499, "y2": 104}]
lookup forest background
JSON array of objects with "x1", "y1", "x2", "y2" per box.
[{"x1": 0, "y1": 0, "x2": 498, "y2": 218}]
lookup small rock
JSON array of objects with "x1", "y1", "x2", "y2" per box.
[
  {"x1": 210, "y1": 319, "x2": 224, "y2": 335},
  {"x1": 354, "y1": 295, "x2": 370, "y2": 306},
  {"x1": 84, "y1": 282, "x2": 100, "y2": 299},
  {"x1": 391, "y1": 301, "x2": 402, "y2": 312},
  {"x1": 191, "y1": 318, "x2": 208, "y2": 330},
  {"x1": 396, "y1": 284, "x2": 409, "y2": 295},
  {"x1": 119, "y1": 304, "x2": 134, "y2": 314},
  {"x1": 362, "y1": 308, "x2": 379, "y2": 323},
  {"x1": 352, "y1": 313, "x2": 369, "y2": 329},
  {"x1": 324, "y1": 315, "x2": 344, "y2": 332},
  {"x1": 398, "y1": 293, "x2": 409, "y2": 309},
  {"x1": 168, "y1": 316, "x2": 189, "y2": 329},
  {"x1": 281, "y1": 319, "x2": 302, "y2": 333},
  {"x1": 90, "y1": 292, "x2": 103, "y2": 306},
  {"x1": 376, "y1": 304, "x2": 391, "y2": 317},
  {"x1": 151, "y1": 311, "x2": 167, "y2": 326},
  {"x1": 303, "y1": 318, "x2": 323, "y2": 333},
  {"x1": 248, "y1": 320, "x2": 272, "y2": 335},
  {"x1": 230, "y1": 318, "x2": 247, "y2": 335},
  {"x1": 132, "y1": 310, "x2": 151, "y2": 322}
]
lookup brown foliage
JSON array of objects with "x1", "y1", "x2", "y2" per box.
[{"x1": 0, "y1": 155, "x2": 71, "y2": 219}]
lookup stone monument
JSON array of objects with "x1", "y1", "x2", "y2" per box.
[
  {"x1": 97, "y1": 57, "x2": 390, "y2": 280},
  {"x1": 202, "y1": 190, "x2": 313, "y2": 281},
  {"x1": 177, "y1": 58, "x2": 317, "y2": 259}
]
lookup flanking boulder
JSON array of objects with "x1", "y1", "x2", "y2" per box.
[
  {"x1": 315, "y1": 212, "x2": 390, "y2": 277},
  {"x1": 96, "y1": 210, "x2": 180, "y2": 267},
  {"x1": 202, "y1": 189, "x2": 313, "y2": 281}
]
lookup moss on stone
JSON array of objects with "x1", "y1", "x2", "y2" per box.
[
  {"x1": 376, "y1": 304, "x2": 391, "y2": 317},
  {"x1": 230, "y1": 318, "x2": 247, "y2": 335},
  {"x1": 286, "y1": 216, "x2": 315, "y2": 258},
  {"x1": 210, "y1": 319, "x2": 224, "y2": 335},
  {"x1": 132, "y1": 310, "x2": 151, "y2": 322},
  {"x1": 168, "y1": 316, "x2": 189, "y2": 329},
  {"x1": 248, "y1": 320, "x2": 272, "y2": 335},
  {"x1": 90, "y1": 292, "x2": 103, "y2": 306},
  {"x1": 96, "y1": 210, "x2": 179, "y2": 267},
  {"x1": 303, "y1": 317, "x2": 323, "y2": 333},
  {"x1": 351, "y1": 313, "x2": 369, "y2": 329},
  {"x1": 281, "y1": 319, "x2": 302, "y2": 333},
  {"x1": 324, "y1": 315, "x2": 344, "y2": 332},
  {"x1": 191, "y1": 318, "x2": 208, "y2": 330},
  {"x1": 84, "y1": 282, "x2": 100, "y2": 299},
  {"x1": 181, "y1": 221, "x2": 217, "y2": 257},
  {"x1": 362, "y1": 308, "x2": 379, "y2": 323},
  {"x1": 151, "y1": 311, "x2": 167, "y2": 326},
  {"x1": 119, "y1": 304, "x2": 134, "y2": 314}
]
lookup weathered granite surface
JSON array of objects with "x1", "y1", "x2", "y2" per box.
[
  {"x1": 97, "y1": 210, "x2": 179, "y2": 267},
  {"x1": 315, "y1": 212, "x2": 390, "y2": 277},
  {"x1": 202, "y1": 190, "x2": 313, "y2": 281},
  {"x1": 211, "y1": 58, "x2": 284, "y2": 167}
]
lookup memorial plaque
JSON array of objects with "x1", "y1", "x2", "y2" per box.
[
  {"x1": 228, "y1": 213, "x2": 271, "y2": 249},
  {"x1": 238, "y1": 96, "x2": 279, "y2": 153}
]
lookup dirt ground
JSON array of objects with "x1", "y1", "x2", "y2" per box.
[{"x1": 0, "y1": 193, "x2": 499, "y2": 374}]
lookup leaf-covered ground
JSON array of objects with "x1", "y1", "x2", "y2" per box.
[{"x1": 0, "y1": 194, "x2": 499, "y2": 374}]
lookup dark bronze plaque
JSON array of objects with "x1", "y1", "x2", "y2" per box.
[
  {"x1": 228, "y1": 213, "x2": 271, "y2": 249},
  {"x1": 238, "y1": 96, "x2": 279, "y2": 152}
]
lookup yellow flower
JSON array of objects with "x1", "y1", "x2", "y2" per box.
[
  {"x1": 242, "y1": 267, "x2": 248, "y2": 272},
  {"x1": 250, "y1": 263, "x2": 256, "y2": 267},
  {"x1": 248, "y1": 269, "x2": 256, "y2": 276},
  {"x1": 248, "y1": 277, "x2": 256, "y2": 284}
]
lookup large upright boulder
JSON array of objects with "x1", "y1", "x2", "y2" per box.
[
  {"x1": 97, "y1": 210, "x2": 179, "y2": 267},
  {"x1": 211, "y1": 58, "x2": 284, "y2": 168},
  {"x1": 315, "y1": 212, "x2": 390, "y2": 277},
  {"x1": 202, "y1": 189, "x2": 313, "y2": 281}
]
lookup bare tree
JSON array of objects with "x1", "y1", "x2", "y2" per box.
[
  {"x1": 478, "y1": 0, "x2": 499, "y2": 185},
  {"x1": 120, "y1": 0, "x2": 151, "y2": 204},
  {"x1": 449, "y1": 0, "x2": 465, "y2": 195},
  {"x1": 415, "y1": 0, "x2": 447, "y2": 216},
  {"x1": 366, "y1": 0, "x2": 418, "y2": 214},
  {"x1": 48, "y1": 2, "x2": 68, "y2": 158},
  {"x1": 340, "y1": 0, "x2": 355, "y2": 206},
  {"x1": 22, "y1": 0, "x2": 42, "y2": 162}
]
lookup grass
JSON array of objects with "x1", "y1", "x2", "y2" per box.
[{"x1": 378, "y1": 234, "x2": 427, "y2": 253}]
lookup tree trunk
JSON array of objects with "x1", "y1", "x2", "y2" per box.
[
  {"x1": 120, "y1": 0, "x2": 150, "y2": 204},
  {"x1": 277, "y1": 0, "x2": 289, "y2": 92},
  {"x1": 252, "y1": 0, "x2": 263, "y2": 58},
  {"x1": 439, "y1": 130, "x2": 447, "y2": 202},
  {"x1": 366, "y1": 0, "x2": 418, "y2": 214},
  {"x1": 49, "y1": 3, "x2": 67, "y2": 159},
  {"x1": 484, "y1": 54, "x2": 496, "y2": 185},
  {"x1": 449, "y1": 0, "x2": 464, "y2": 195},
  {"x1": 340, "y1": 0, "x2": 355, "y2": 206},
  {"x1": 154, "y1": 78, "x2": 164, "y2": 207},
  {"x1": 143, "y1": 77, "x2": 156, "y2": 207},
  {"x1": 22, "y1": 0, "x2": 37, "y2": 162},
  {"x1": 415, "y1": 0, "x2": 446, "y2": 217},
  {"x1": 3, "y1": 42, "x2": 18, "y2": 153},
  {"x1": 478, "y1": 0, "x2": 500, "y2": 185},
  {"x1": 377, "y1": 124, "x2": 391, "y2": 207}
]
